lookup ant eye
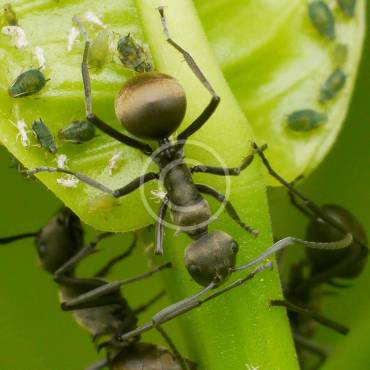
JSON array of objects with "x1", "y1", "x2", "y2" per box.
[
  {"x1": 230, "y1": 241, "x2": 239, "y2": 254},
  {"x1": 37, "y1": 243, "x2": 47, "y2": 256}
]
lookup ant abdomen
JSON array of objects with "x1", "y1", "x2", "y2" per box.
[
  {"x1": 306, "y1": 204, "x2": 368, "y2": 278},
  {"x1": 185, "y1": 230, "x2": 238, "y2": 287},
  {"x1": 115, "y1": 72, "x2": 187, "y2": 140}
]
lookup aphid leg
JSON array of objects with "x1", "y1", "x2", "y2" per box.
[
  {"x1": 133, "y1": 290, "x2": 166, "y2": 315},
  {"x1": 0, "y1": 232, "x2": 38, "y2": 245},
  {"x1": 155, "y1": 195, "x2": 169, "y2": 255},
  {"x1": 72, "y1": 16, "x2": 153, "y2": 156},
  {"x1": 61, "y1": 262, "x2": 171, "y2": 311},
  {"x1": 54, "y1": 232, "x2": 113, "y2": 278},
  {"x1": 157, "y1": 7, "x2": 220, "y2": 142},
  {"x1": 270, "y1": 299, "x2": 349, "y2": 335},
  {"x1": 116, "y1": 262, "x2": 271, "y2": 342},
  {"x1": 84, "y1": 358, "x2": 109, "y2": 370},
  {"x1": 232, "y1": 234, "x2": 352, "y2": 272},
  {"x1": 293, "y1": 333, "x2": 328, "y2": 370},
  {"x1": 94, "y1": 233, "x2": 138, "y2": 278},
  {"x1": 190, "y1": 147, "x2": 256, "y2": 176},
  {"x1": 26, "y1": 166, "x2": 158, "y2": 198},
  {"x1": 156, "y1": 326, "x2": 188, "y2": 370},
  {"x1": 196, "y1": 184, "x2": 258, "y2": 236},
  {"x1": 252, "y1": 142, "x2": 366, "y2": 249}
]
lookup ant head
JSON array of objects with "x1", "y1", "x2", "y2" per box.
[
  {"x1": 115, "y1": 72, "x2": 187, "y2": 140},
  {"x1": 110, "y1": 343, "x2": 197, "y2": 370},
  {"x1": 306, "y1": 204, "x2": 368, "y2": 278},
  {"x1": 184, "y1": 230, "x2": 239, "y2": 287},
  {"x1": 35, "y1": 208, "x2": 84, "y2": 273}
]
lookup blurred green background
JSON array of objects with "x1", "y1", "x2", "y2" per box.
[{"x1": 0, "y1": 4, "x2": 369, "y2": 370}]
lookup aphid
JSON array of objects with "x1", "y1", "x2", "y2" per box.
[
  {"x1": 28, "y1": 10, "x2": 352, "y2": 344},
  {"x1": 319, "y1": 68, "x2": 346, "y2": 103},
  {"x1": 8, "y1": 69, "x2": 46, "y2": 97},
  {"x1": 1, "y1": 25, "x2": 27, "y2": 48},
  {"x1": 108, "y1": 151, "x2": 124, "y2": 176},
  {"x1": 117, "y1": 33, "x2": 153, "y2": 72},
  {"x1": 32, "y1": 118, "x2": 57, "y2": 154},
  {"x1": 331, "y1": 43, "x2": 348, "y2": 67},
  {"x1": 0, "y1": 208, "x2": 194, "y2": 370},
  {"x1": 287, "y1": 109, "x2": 327, "y2": 132},
  {"x1": 308, "y1": 1, "x2": 336, "y2": 40},
  {"x1": 58, "y1": 119, "x2": 96, "y2": 143},
  {"x1": 2, "y1": 3, "x2": 18, "y2": 26},
  {"x1": 337, "y1": 0, "x2": 356, "y2": 17},
  {"x1": 88, "y1": 30, "x2": 109, "y2": 68}
]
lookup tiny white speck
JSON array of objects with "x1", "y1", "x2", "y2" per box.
[
  {"x1": 56, "y1": 154, "x2": 68, "y2": 168},
  {"x1": 67, "y1": 26, "x2": 80, "y2": 52},
  {"x1": 108, "y1": 151, "x2": 124, "y2": 176},
  {"x1": 151, "y1": 188, "x2": 167, "y2": 202},
  {"x1": 34, "y1": 46, "x2": 46, "y2": 69},
  {"x1": 245, "y1": 365, "x2": 260, "y2": 370},
  {"x1": 12, "y1": 119, "x2": 30, "y2": 147},
  {"x1": 57, "y1": 176, "x2": 79, "y2": 188},
  {"x1": 85, "y1": 11, "x2": 106, "y2": 28},
  {"x1": 2, "y1": 26, "x2": 28, "y2": 48}
]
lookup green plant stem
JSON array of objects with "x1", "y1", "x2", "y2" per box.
[{"x1": 136, "y1": 1, "x2": 299, "y2": 369}]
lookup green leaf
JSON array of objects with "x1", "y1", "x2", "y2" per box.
[{"x1": 195, "y1": 0, "x2": 366, "y2": 183}]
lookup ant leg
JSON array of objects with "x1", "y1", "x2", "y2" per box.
[
  {"x1": 155, "y1": 195, "x2": 169, "y2": 255},
  {"x1": 232, "y1": 234, "x2": 353, "y2": 272},
  {"x1": 61, "y1": 262, "x2": 171, "y2": 311},
  {"x1": 84, "y1": 358, "x2": 109, "y2": 370},
  {"x1": 72, "y1": 16, "x2": 153, "y2": 156},
  {"x1": 94, "y1": 233, "x2": 137, "y2": 278},
  {"x1": 190, "y1": 148, "x2": 256, "y2": 176},
  {"x1": 55, "y1": 232, "x2": 113, "y2": 278},
  {"x1": 0, "y1": 232, "x2": 38, "y2": 244},
  {"x1": 252, "y1": 142, "x2": 366, "y2": 249},
  {"x1": 116, "y1": 262, "x2": 271, "y2": 342},
  {"x1": 270, "y1": 299, "x2": 348, "y2": 335},
  {"x1": 26, "y1": 167, "x2": 158, "y2": 198},
  {"x1": 293, "y1": 333, "x2": 328, "y2": 370},
  {"x1": 157, "y1": 8, "x2": 220, "y2": 142},
  {"x1": 133, "y1": 290, "x2": 166, "y2": 315},
  {"x1": 196, "y1": 183, "x2": 258, "y2": 237},
  {"x1": 156, "y1": 326, "x2": 188, "y2": 370}
]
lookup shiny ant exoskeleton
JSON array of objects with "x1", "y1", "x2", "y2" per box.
[
  {"x1": 26, "y1": 8, "x2": 353, "y2": 346},
  {"x1": 0, "y1": 207, "x2": 196, "y2": 370}
]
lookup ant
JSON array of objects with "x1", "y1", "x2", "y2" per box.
[
  {"x1": 25, "y1": 8, "x2": 353, "y2": 345},
  {"x1": 269, "y1": 183, "x2": 368, "y2": 369},
  {"x1": 0, "y1": 207, "x2": 195, "y2": 370}
]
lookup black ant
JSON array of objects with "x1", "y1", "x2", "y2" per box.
[
  {"x1": 25, "y1": 8, "x2": 353, "y2": 345},
  {"x1": 270, "y1": 187, "x2": 368, "y2": 369},
  {"x1": 0, "y1": 207, "x2": 196, "y2": 370}
]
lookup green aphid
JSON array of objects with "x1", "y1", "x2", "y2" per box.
[
  {"x1": 332, "y1": 43, "x2": 348, "y2": 67},
  {"x1": 337, "y1": 0, "x2": 356, "y2": 17},
  {"x1": 32, "y1": 119, "x2": 57, "y2": 154},
  {"x1": 88, "y1": 30, "x2": 109, "y2": 68},
  {"x1": 3, "y1": 3, "x2": 18, "y2": 26},
  {"x1": 8, "y1": 69, "x2": 46, "y2": 98},
  {"x1": 117, "y1": 33, "x2": 153, "y2": 73},
  {"x1": 58, "y1": 120, "x2": 96, "y2": 144},
  {"x1": 320, "y1": 68, "x2": 347, "y2": 103},
  {"x1": 287, "y1": 109, "x2": 327, "y2": 132},
  {"x1": 308, "y1": 1, "x2": 336, "y2": 40}
]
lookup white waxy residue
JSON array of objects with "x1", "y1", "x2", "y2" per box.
[
  {"x1": 85, "y1": 11, "x2": 106, "y2": 28},
  {"x1": 13, "y1": 119, "x2": 30, "y2": 147},
  {"x1": 2, "y1": 25, "x2": 28, "y2": 48},
  {"x1": 34, "y1": 46, "x2": 46, "y2": 69},
  {"x1": 108, "y1": 151, "x2": 124, "y2": 176},
  {"x1": 67, "y1": 26, "x2": 80, "y2": 51},
  {"x1": 56, "y1": 154, "x2": 68, "y2": 168},
  {"x1": 56, "y1": 176, "x2": 79, "y2": 188}
]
